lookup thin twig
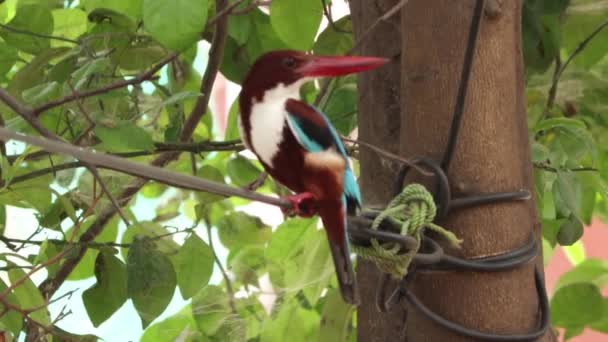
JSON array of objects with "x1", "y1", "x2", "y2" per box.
[
  {"x1": 0, "y1": 23, "x2": 80, "y2": 45},
  {"x1": 321, "y1": 0, "x2": 351, "y2": 34},
  {"x1": 533, "y1": 162, "x2": 598, "y2": 173},
  {"x1": 544, "y1": 17, "x2": 608, "y2": 116},
  {"x1": 33, "y1": 54, "x2": 178, "y2": 116},
  {"x1": 313, "y1": 0, "x2": 407, "y2": 106},
  {"x1": 206, "y1": 0, "x2": 247, "y2": 28},
  {"x1": 232, "y1": 0, "x2": 271, "y2": 15},
  {"x1": 342, "y1": 136, "x2": 432, "y2": 177},
  {"x1": 87, "y1": 166, "x2": 131, "y2": 225},
  {"x1": 0, "y1": 227, "x2": 194, "y2": 249},
  {"x1": 349, "y1": 0, "x2": 408, "y2": 54},
  {"x1": 205, "y1": 219, "x2": 237, "y2": 314}
]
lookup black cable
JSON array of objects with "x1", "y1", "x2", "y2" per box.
[
  {"x1": 440, "y1": 0, "x2": 486, "y2": 171},
  {"x1": 401, "y1": 267, "x2": 550, "y2": 341},
  {"x1": 430, "y1": 233, "x2": 538, "y2": 272}
]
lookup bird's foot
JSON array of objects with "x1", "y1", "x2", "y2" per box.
[{"x1": 281, "y1": 192, "x2": 318, "y2": 218}]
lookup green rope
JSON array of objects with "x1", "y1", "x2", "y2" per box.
[{"x1": 352, "y1": 184, "x2": 462, "y2": 279}]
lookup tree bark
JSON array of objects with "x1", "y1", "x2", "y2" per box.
[
  {"x1": 353, "y1": 0, "x2": 556, "y2": 341},
  {"x1": 400, "y1": 1, "x2": 553, "y2": 340},
  {"x1": 349, "y1": 1, "x2": 407, "y2": 341}
]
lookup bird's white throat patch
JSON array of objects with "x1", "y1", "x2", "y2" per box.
[{"x1": 248, "y1": 79, "x2": 309, "y2": 165}]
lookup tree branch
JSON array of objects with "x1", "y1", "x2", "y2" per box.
[
  {"x1": 0, "y1": 127, "x2": 289, "y2": 207},
  {"x1": 7, "y1": 140, "x2": 244, "y2": 164},
  {"x1": 35, "y1": 0, "x2": 231, "y2": 299},
  {"x1": 32, "y1": 53, "x2": 178, "y2": 116}
]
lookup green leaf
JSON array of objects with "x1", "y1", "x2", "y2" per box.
[
  {"x1": 260, "y1": 298, "x2": 319, "y2": 342},
  {"x1": 551, "y1": 282, "x2": 604, "y2": 329},
  {"x1": 82, "y1": 0, "x2": 143, "y2": 20},
  {"x1": 82, "y1": 251, "x2": 128, "y2": 327},
  {"x1": 0, "y1": 278, "x2": 23, "y2": 337},
  {"x1": 237, "y1": 296, "x2": 268, "y2": 340},
  {"x1": 266, "y1": 217, "x2": 317, "y2": 264},
  {"x1": 542, "y1": 218, "x2": 565, "y2": 247},
  {"x1": 228, "y1": 6, "x2": 252, "y2": 44},
  {"x1": 314, "y1": 16, "x2": 353, "y2": 56},
  {"x1": 265, "y1": 217, "x2": 332, "y2": 304},
  {"x1": 127, "y1": 237, "x2": 177, "y2": 328},
  {"x1": 220, "y1": 36, "x2": 252, "y2": 83},
  {"x1": 217, "y1": 211, "x2": 272, "y2": 250},
  {"x1": 121, "y1": 221, "x2": 179, "y2": 259},
  {"x1": 287, "y1": 227, "x2": 333, "y2": 305},
  {"x1": 0, "y1": 4, "x2": 54, "y2": 54},
  {"x1": 7, "y1": 47, "x2": 70, "y2": 98},
  {"x1": 590, "y1": 299, "x2": 608, "y2": 334},
  {"x1": 38, "y1": 195, "x2": 68, "y2": 230},
  {"x1": 555, "y1": 171, "x2": 580, "y2": 217},
  {"x1": 0, "y1": 42, "x2": 18, "y2": 77},
  {"x1": 192, "y1": 285, "x2": 231, "y2": 335},
  {"x1": 557, "y1": 214, "x2": 584, "y2": 246},
  {"x1": 246, "y1": 9, "x2": 290, "y2": 61},
  {"x1": 563, "y1": 240, "x2": 586, "y2": 266},
  {"x1": 64, "y1": 215, "x2": 120, "y2": 281},
  {"x1": 562, "y1": 10, "x2": 608, "y2": 68},
  {"x1": 87, "y1": 8, "x2": 136, "y2": 32},
  {"x1": 143, "y1": 0, "x2": 208, "y2": 51},
  {"x1": 323, "y1": 82, "x2": 358, "y2": 135},
  {"x1": 196, "y1": 165, "x2": 227, "y2": 205},
  {"x1": 141, "y1": 305, "x2": 201, "y2": 342},
  {"x1": 224, "y1": 99, "x2": 241, "y2": 141},
  {"x1": 228, "y1": 245, "x2": 265, "y2": 286},
  {"x1": 34, "y1": 240, "x2": 61, "y2": 277},
  {"x1": 172, "y1": 233, "x2": 214, "y2": 300},
  {"x1": 0, "y1": 180, "x2": 52, "y2": 212},
  {"x1": 270, "y1": 0, "x2": 322, "y2": 50},
  {"x1": 556, "y1": 259, "x2": 608, "y2": 291},
  {"x1": 22, "y1": 81, "x2": 61, "y2": 107},
  {"x1": 95, "y1": 120, "x2": 155, "y2": 152},
  {"x1": 0, "y1": 205, "x2": 5, "y2": 236},
  {"x1": 51, "y1": 8, "x2": 87, "y2": 46},
  {"x1": 534, "y1": 117, "x2": 587, "y2": 132},
  {"x1": 319, "y1": 289, "x2": 355, "y2": 341},
  {"x1": 8, "y1": 268, "x2": 50, "y2": 326},
  {"x1": 116, "y1": 41, "x2": 167, "y2": 71},
  {"x1": 227, "y1": 155, "x2": 261, "y2": 187}
]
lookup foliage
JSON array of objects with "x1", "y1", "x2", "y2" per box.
[
  {"x1": 0, "y1": 0, "x2": 604, "y2": 341},
  {"x1": 525, "y1": 0, "x2": 608, "y2": 339}
]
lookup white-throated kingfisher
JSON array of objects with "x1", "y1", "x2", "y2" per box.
[{"x1": 238, "y1": 50, "x2": 387, "y2": 305}]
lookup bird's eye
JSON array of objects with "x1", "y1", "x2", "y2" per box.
[{"x1": 283, "y1": 57, "x2": 296, "y2": 68}]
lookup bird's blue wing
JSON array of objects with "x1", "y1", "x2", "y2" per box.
[{"x1": 285, "y1": 99, "x2": 361, "y2": 207}]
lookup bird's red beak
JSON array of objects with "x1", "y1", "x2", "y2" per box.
[{"x1": 296, "y1": 55, "x2": 389, "y2": 77}]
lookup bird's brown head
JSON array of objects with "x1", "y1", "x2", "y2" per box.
[{"x1": 241, "y1": 50, "x2": 388, "y2": 101}]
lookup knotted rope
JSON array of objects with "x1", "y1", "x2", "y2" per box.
[{"x1": 353, "y1": 184, "x2": 462, "y2": 278}]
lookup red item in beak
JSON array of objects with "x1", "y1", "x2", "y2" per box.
[{"x1": 296, "y1": 55, "x2": 389, "y2": 77}]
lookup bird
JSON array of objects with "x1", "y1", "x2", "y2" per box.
[{"x1": 237, "y1": 50, "x2": 387, "y2": 305}]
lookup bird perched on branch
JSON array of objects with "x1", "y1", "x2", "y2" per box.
[{"x1": 238, "y1": 50, "x2": 387, "y2": 304}]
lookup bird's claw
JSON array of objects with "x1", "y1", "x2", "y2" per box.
[{"x1": 282, "y1": 192, "x2": 318, "y2": 218}]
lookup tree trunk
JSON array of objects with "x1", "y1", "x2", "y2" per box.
[
  {"x1": 353, "y1": 0, "x2": 556, "y2": 340},
  {"x1": 349, "y1": 1, "x2": 407, "y2": 341}
]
